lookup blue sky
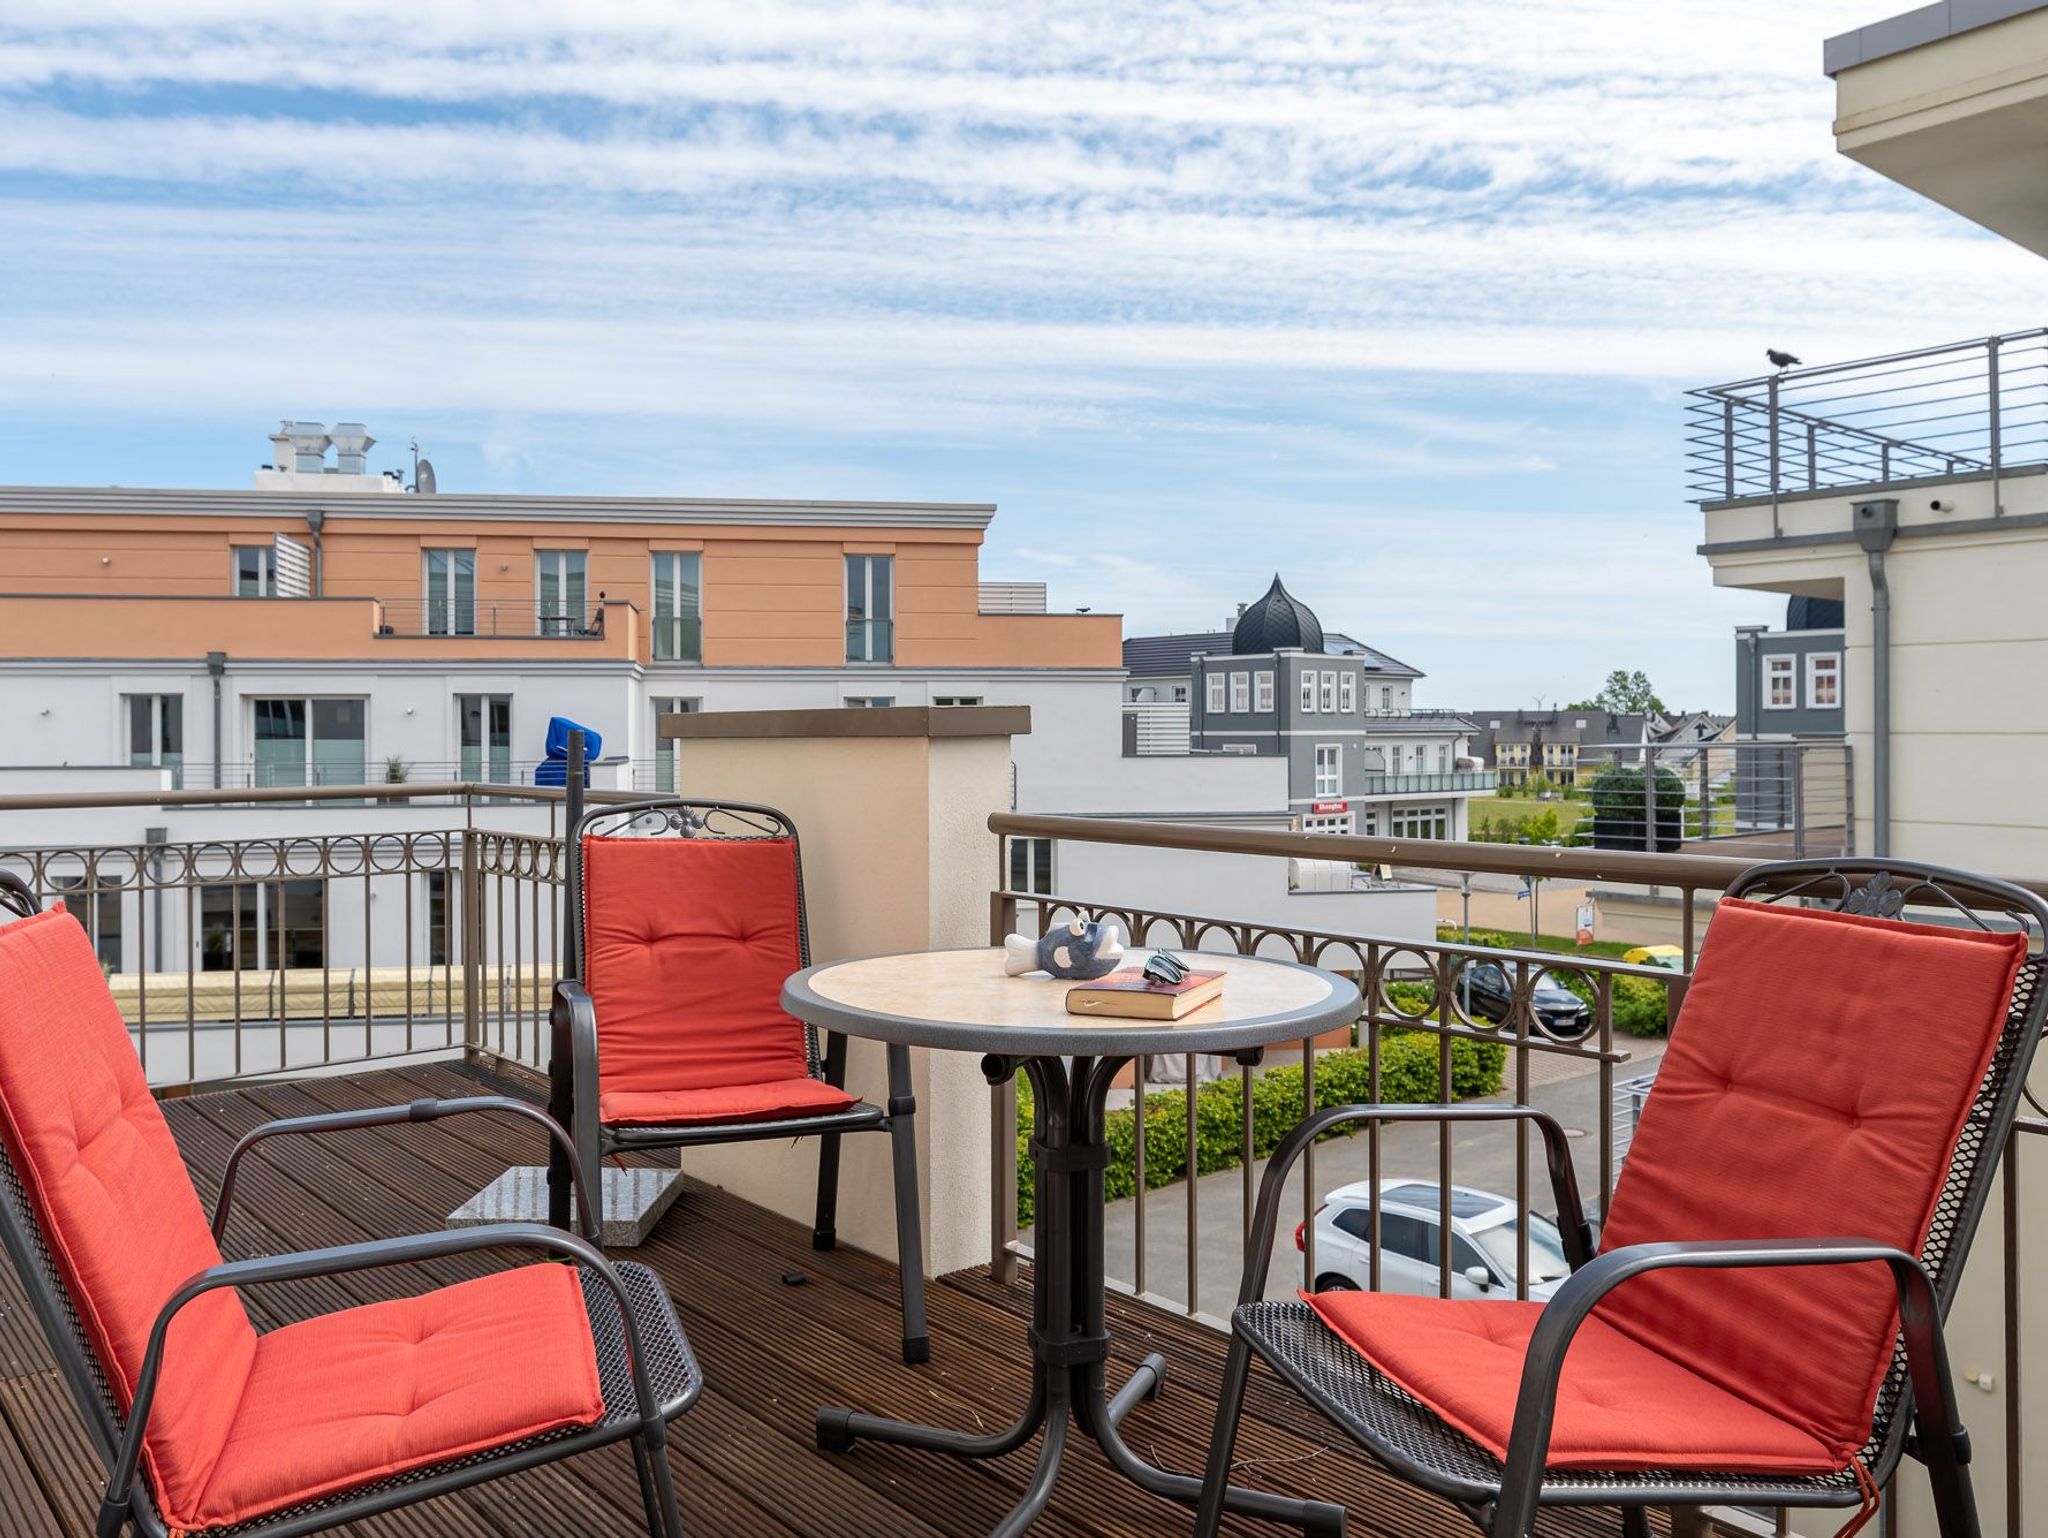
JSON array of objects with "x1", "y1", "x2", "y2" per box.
[{"x1": 4, "y1": 1, "x2": 2047, "y2": 710}]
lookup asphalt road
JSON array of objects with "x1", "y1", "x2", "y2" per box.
[{"x1": 1094, "y1": 1035, "x2": 1669, "y2": 1317}]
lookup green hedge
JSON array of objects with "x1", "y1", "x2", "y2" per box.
[{"x1": 1013, "y1": 1031, "x2": 1508, "y2": 1226}]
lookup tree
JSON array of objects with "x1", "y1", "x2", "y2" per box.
[{"x1": 1568, "y1": 669, "x2": 1666, "y2": 717}]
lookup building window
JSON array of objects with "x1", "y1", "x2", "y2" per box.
[
  {"x1": 1808, "y1": 653, "x2": 1841, "y2": 708},
  {"x1": 651, "y1": 551, "x2": 703, "y2": 662},
  {"x1": 252, "y1": 698, "x2": 366, "y2": 788},
  {"x1": 1301, "y1": 813, "x2": 1353, "y2": 835},
  {"x1": 1764, "y1": 655, "x2": 1796, "y2": 709},
  {"x1": 1229, "y1": 671, "x2": 1251, "y2": 713},
  {"x1": 843, "y1": 695, "x2": 895, "y2": 708},
  {"x1": 199, "y1": 880, "x2": 324, "y2": 972},
  {"x1": 50, "y1": 876, "x2": 121, "y2": 971},
  {"x1": 1171, "y1": 684, "x2": 1188, "y2": 703},
  {"x1": 1314, "y1": 745, "x2": 1341, "y2": 798},
  {"x1": 1299, "y1": 673, "x2": 1316, "y2": 713},
  {"x1": 1254, "y1": 672, "x2": 1274, "y2": 713},
  {"x1": 1391, "y1": 804, "x2": 1450, "y2": 840},
  {"x1": 535, "y1": 550, "x2": 588, "y2": 635},
  {"x1": 1437, "y1": 744, "x2": 1450, "y2": 773},
  {"x1": 423, "y1": 549, "x2": 475, "y2": 635},
  {"x1": 933, "y1": 695, "x2": 983, "y2": 706},
  {"x1": 125, "y1": 694, "x2": 184, "y2": 788},
  {"x1": 1319, "y1": 671, "x2": 1337, "y2": 712},
  {"x1": 1007, "y1": 836, "x2": 1054, "y2": 896},
  {"x1": 1381, "y1": 687, "x2": 1393, "y2": 711},
  {"x1": 846, "y1": 554, "x2": 894, "y2": 663},
  {"x1": 1208, "y1": 673, "x2": 1227, "y2": 713},
  {"x1": 1339, "y1": 673, "x2": 1356, "y2": 713},
  {"x1": 233, "y1": 545, "x2": 276, "y2": 597},
  {"x1": 648, "y1": 696, "x2": 699, "y2": 792},
  {"x1": 458, "y1": 694, "x2": 512, "y2": 783}
]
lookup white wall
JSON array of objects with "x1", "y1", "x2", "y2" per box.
[{"x1": 1705, "y1": 472, "x2": 2048, "y2": 873}]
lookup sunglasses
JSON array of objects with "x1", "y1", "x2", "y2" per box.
[{"x1": 1143, "y1": 951, "x2": 1191, "y2": 987}]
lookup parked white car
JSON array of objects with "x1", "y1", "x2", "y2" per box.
[{"x1": 1296, "y1": 1178, "x2": 1573, "y2": 1301}]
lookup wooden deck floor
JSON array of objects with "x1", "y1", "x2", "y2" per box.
[{"x1": 0, "y1": 1063, "x2": 1639, "y2": 1538}]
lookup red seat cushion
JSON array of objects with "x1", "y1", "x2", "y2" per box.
[
  {"x1": 602, "y1": 1076, "x2": 857, "y2": 1127},
  {"x1": 582, "y1": 835, "x2": 821, "y2": 1121},
  {"x1": 1303, "y1": 895, "x2": 2025, "y2": 1478},
  {"x1": 187, "y1": 1266, "x2": 604, "y2": 1531},
  {"x1": 1594, "y1": 897, "x2": 2024, "y2": 1465},
  {"x1": 0, "y1": 908, "x2": 257, "y2": 1522},
  {"x1": 1304, "y1": 1292, "x2": 1838, "y2": 1472}
]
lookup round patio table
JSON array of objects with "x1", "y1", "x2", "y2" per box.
[{"x1": 783, "y1": 945, "x2": 1362, "y2": 1538}]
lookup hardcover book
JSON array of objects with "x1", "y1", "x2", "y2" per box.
[{"x1": 1064, "y1": 967, "x2": 1225, "y2": 1021}]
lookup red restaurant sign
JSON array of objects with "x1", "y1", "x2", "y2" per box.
[{"x1": 1311, "y1": 800, "x2": 1347, "y2": 815}]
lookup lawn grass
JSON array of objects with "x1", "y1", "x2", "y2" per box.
[{"x1": 1467, "y1": 795, "x2": 1589, "y2": 840}]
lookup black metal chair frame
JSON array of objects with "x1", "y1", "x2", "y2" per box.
[
  {"x1": 1194, "y1": 857, "x2": 2048, "y2": 1538},
  {"x1": 0, "y1": 878, "x2": 702, "y2": 1538},
  {"x1": 547, "y1": 797, "x2": 930, "y2": 1363}
]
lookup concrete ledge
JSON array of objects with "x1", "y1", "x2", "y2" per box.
[{"x1": 659, "y1": 704, "x2": 1030, "y2": 740}]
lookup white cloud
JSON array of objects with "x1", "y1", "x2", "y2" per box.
[{"x1": 0, "y1": 0, "x2": 2039, "y2": 708}]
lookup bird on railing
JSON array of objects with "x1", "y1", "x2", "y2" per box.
[{"x1": 1766, "y1": 348, "x2": 1801, "y2": 371}]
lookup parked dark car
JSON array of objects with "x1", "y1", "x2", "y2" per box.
[{"x1": 1454, "y1": 959, "x2": 1591, "y2": 1040}]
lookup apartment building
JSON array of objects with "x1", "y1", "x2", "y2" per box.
[
  {"x1": 1462, "y1": 709, "x2": 1649, "y2": 790},
  {"x1": 0, "y1": 423, "x2": 1130, "y2": 967}
]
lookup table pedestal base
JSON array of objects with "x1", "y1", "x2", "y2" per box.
[{"x1": 816, "y1": 1053, "x2": 1346, "y2": 1538}]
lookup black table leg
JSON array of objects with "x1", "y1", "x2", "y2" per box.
[{"x1": 815, "y1": 1053, "x2": 1345, "y2": 1537}]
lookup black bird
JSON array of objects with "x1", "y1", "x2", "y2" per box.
[{"x1": 1767, "y1": 348, "x2": 1801, "y2": 370}]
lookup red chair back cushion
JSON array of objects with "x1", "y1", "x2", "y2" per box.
[
  {"x1": 1597, "y1": 895, "x2": 2026, "y2": 1463},
  {"x1": 581, "y1": 834, "x2": 811, "y2": 1103},
  {"x1": 0, "y1": 907, "x2": 258, "y2": 1519}
]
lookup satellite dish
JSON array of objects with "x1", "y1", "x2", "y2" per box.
[{"x1": 415, "y1": 458, "x2": 437, "y2": 495}]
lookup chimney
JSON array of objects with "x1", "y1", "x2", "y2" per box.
[
  {"x1": 284, "y1": 421, "x2": 330, "y2": 473},
  {"x1": 329, "y1": 423, "x2": 374, "y2": 475}
]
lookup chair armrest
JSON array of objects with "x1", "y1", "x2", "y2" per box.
[
  {"x1": 214, "y1": 1096, "x2": 601, "y2": 1246},
  {"x1": 1238, "y1": 1103, "x2": 1591, "y2": 1309},
  {"x1": 1493, "y1": 1239, "x2": 1946, "y2": 1534},
  {"x1": 108, "y1": 1223, "x2": 667, "y2": 1524}
]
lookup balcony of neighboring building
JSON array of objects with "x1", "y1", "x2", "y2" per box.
[{"x1": 1827, "y1": 2, "x2": 2048, "y2": 256}]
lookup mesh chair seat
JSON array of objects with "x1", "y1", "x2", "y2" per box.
[{"x1": 1235, "y1": 1301, "x2": 1867, "y2": 1512}]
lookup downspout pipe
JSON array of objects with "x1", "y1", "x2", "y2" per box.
[
  {"x1": 206, "y1": 651, "x2": 226, "y2": 790},
  {"x1": 304, "y1": 509, "x2": 325, "y2": 596},
  {"x1": 1853, "y1": 499, "x2": 1899, "y2": 856}
]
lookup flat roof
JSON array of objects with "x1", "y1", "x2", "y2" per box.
[
  {"x1": 1824, "y1": 0, "x2": 2048, "y2": 74},
  {"x1": 0, "y1": 484, "x2": 996, "y2": 530}
]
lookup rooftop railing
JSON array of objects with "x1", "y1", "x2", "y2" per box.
[
  {"x1": 1687, "y1": 328, "x2": 2048, "y2": 517},
  {"x1": 374, "y1": 599, "x2": 608, "y2": 638}
]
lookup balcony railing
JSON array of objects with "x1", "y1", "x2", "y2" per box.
[
  {"x1": 846, "y1": 616, "x2": 893, "y2": 663},
  {"x1": 2, "y1": 777, "x2": 2040, "y2": 1535},
  {"x1": 375, "y1": 600, "x2": 605, "y2": 638},
  {"x1": 1355, "y1": 770, "x2": 1496, "y2": 795},
  {"x1": 1687, "y1": 328, "x2": 2048, "y2": 510},
  {"x1": 651, "y1": 613, "x2": 703, "y2": 662},
  {"x1": 1482, "y1": 739, "x2": 1853, "y2": 856},
  {"x1": 988, "y1": 810, "x2": 2047, "y2": 1537}
]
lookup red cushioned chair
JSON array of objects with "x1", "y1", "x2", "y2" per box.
[
  {"x1": 1194, "y1": 858, "x2": 2047, "y2": 1538},
  {"x1": 0, "y1": 878, "x2": 701, "y2": 1538},
  {"x1": 548, "y1": 799, "x2": 929, "y2": 1362}
]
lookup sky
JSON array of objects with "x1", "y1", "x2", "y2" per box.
[{"x1": 4, "y1": 2, "x2": 2047, "y2": 712}]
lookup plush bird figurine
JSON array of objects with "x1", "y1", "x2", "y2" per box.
[{"x1": 1004, "y1": 918, "x2": 1127, "y2": 979}]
